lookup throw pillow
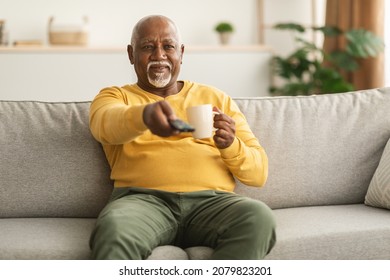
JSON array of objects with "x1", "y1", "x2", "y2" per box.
[{"x1": 365, "y1": 137, "x2": 390, "y2": 210}]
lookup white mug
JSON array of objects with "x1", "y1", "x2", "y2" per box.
[{"x1": 186, "y1": 104, "x2": 216, "y2": 139}]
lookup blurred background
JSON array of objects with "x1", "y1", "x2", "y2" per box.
[{"x1": 0, "y1": 0, "x2": 388, "y2": 101}]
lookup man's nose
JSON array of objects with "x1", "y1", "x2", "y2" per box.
[{"x1": 151, "y1": 46, "x2": 167, "y2": 60}]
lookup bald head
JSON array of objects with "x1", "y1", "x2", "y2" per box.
[{"x1": 131, "y1": 15, "x2": 181, "y2": 47}]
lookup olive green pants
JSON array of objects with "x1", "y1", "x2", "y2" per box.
[{"x1": 90, "y1": 187, "x2": 276, "y2": 260}]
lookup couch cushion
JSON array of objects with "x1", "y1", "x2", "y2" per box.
[
  {"x1": 146, "y1": 246, "x2": 213, "y2": 260},
  {"x1": 185, "y1": 246, "x2": 214, "y2": 260},
  {"x1": 234, "y1": 88, "x2": 390, "y2": 209},
  {"x1": 149, "y1": 204, "x2": 390, "y2": 260},
  {"x1": 0, "y1": 101, "x2": 113, "y2": 218},
  {"x1": 147, "y1": 245, "x2": 189, "y2": 260},
  {"x1": 265, "y1": 204, "x2": 390, "y2": 260},
  {"x1": 365, "y1": 137, "x2": 390, "y2": 210},
  {"x1": 0, "y1": 218, "x2": 95, "y2": 259},
  {"x1": 0, "y1": 218, "x2": 210, "y2": 260}
]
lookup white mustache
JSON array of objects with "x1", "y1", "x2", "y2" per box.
[{"x1": 147, "y1": 61, "x2": 172, "y2": 72}]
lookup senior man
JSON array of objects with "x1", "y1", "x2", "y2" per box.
[{"x1": 89, "y1": 15, "x2": 276, "y2": 260}]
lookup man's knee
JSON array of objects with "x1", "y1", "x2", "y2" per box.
[
  {"x1": 232, "y1": 198, "x2": 276, "y2": 243},
  {"x1": 235, "y1": 198, "x2": 275, "y2": 229},
  {"x1": 210, "y1": 196, "x2": 276, "y2": 259},
  {"x1": 90, "y1": 207, "x2": 136, "y2": 259},
  {"x1": 245, "y1": 199, "x2": 276, "y2": 253}
]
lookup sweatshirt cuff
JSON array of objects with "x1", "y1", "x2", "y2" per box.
[{"x1": 219, "y1": 137, "x2": 241, "y2": 159}]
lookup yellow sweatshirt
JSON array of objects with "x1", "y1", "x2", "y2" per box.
[{"x1": 89, "y1": 81, "x2": 268, "y2": 192}]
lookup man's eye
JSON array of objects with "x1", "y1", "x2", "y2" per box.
[
  {"x1": 142, "y1": 45, "x2": 154, "y2": 50},
  {"x1": 165, "y1": 45, "x2": 175, "y2": 49}
]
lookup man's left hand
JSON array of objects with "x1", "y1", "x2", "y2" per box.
[{"x1": 213, "y1": 107, "x2": 236, "y2": 149}]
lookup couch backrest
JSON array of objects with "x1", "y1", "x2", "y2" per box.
[
  {"x1": 234, "y1": 87, "x2": 390, "y2": 209},
  {"x1": 1, "y1": 88, "x2": 390, "y2": 217},
  {"x1": 0, "y1": 101, "x2": 113, "y2": 218}
]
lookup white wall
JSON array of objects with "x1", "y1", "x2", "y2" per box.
[
  {"x1": 0, "y1": 48, "x2": 272, "y2": 101},
  {"x1": 263, "y1": 0, "x2": 327, "y2": 56}
]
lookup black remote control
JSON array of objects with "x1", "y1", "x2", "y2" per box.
[{"x1": 169, "y1": 119, "x2": 195, "y2": 132}]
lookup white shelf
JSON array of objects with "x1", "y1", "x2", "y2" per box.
[{"x1": 0, "y1": 45, "x2": 273, "y2": 53}]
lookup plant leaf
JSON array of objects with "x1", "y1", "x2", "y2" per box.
[
  {"x1": 312, "y1": 26, "x2": 343, "y2": 36},
  {"x1": 313, "y1": 68, "x2": 354, "y2": 93},
  {"x1": 345, "y1": 29, "x2": 384, "y2": 58},
  {"x1": 296, "y1": 38, "x2": 319, "y2": 51},
  {"x1": 273, "y1": 23, "x2": 305, "y2": 33},
  {"x1": 327, "y1": 51, "x2": 359, "y2": 71}
]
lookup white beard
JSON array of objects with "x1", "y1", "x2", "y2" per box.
[
  {"x1": 147, "y1": 61, "x2": 172, "y2": 88},
  {"x1": 148, "y1": 72, "x2": 172, "y2": 88}
]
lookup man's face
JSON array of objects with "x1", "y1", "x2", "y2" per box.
[{"x1": 128, "y1": 18, "x2": 184, "y2": 91}]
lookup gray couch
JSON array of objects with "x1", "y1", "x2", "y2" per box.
[{"x1": 1, "y1": 87, "x2": 390, "y2": 260}]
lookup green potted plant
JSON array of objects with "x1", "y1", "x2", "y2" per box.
[
  {"x1": 214, "y1": 22, "x2": 234, "y2": 45},
  {"x1": 270, "y1": 23, "x2": 384, "y2": 96}
]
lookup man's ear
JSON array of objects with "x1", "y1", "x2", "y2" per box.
[
  {"x1": 127, "y1": 44, "x2": 134, "y2": 65},
  {"x1": 180, "y1": 44, "x2": 185, "y2": 64}
]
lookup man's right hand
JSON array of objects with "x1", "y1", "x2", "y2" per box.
[{"x1": 143, "y1": 101, "x2": 179, "y2": 137}]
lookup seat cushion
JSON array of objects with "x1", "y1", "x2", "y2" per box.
[
  {"x1": 2, "y1": 205, "x2": 388, "y2": 260},
  {"x1": 146, "y1": 246, "x2": 214, "y2": 260},
  {"x1": 0, "y1": 218, "x2": 213, "y2": 260},
  {"x1": 147, "y1": 245, "x2": 189, "y2": 260},
  {"x1": 149, "y1": 205, "x2": 390, "y2": 260},
  {"x1": 0, "y1": 218, "x2": 96, "y2": 259},
  {"x1": 265, "y1": 204, "x2": 390, "y2": 259}
]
